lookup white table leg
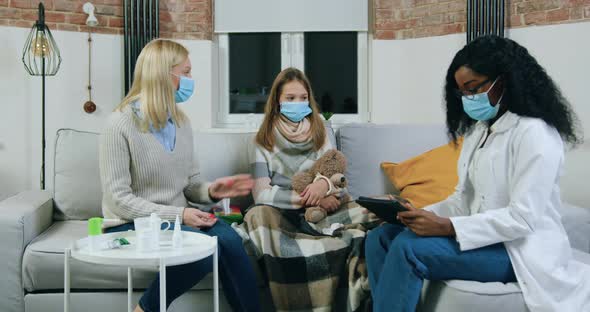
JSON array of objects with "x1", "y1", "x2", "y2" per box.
[
  {"x1": 64, "y1": 248, "x2": 71, "y2": 312},
  {"x1": 213, "y1": 237, "x2": 219, "y2": 312},
  {"x1": 160, "y1": 258, "x2": 166, "y2": 312},
  {"x1": 128, "y1": 267, "x2": 133, "y2": 312}
]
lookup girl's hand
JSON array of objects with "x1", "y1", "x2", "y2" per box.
[
  {"x1": 209, "y1": 174, "x2": 254, "y2": 200},
  {"x1": 300, "y1": 179, "x2": 329, "y2": 207},
  {"x1": 182, "y1": 208, "x2": 217, "y2": 228},
  {"x1": 397, "y1": 204, "x2": 455, "y2": 237}
]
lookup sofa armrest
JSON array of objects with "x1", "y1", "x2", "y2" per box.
[
  {"x1": 560, "y1": 203, "x2": 590, "y2": 253},
  {"x1": 0, "y1": 190, "x2": 53, "y2": 312}
]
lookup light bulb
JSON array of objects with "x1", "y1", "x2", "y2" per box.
[{"x1": 30, "y1": 33, "x2": 51, "y2": 57}]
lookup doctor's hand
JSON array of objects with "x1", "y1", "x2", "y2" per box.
[{"x1": 397, "y1": 205, "x2": 455, "y2": 237}]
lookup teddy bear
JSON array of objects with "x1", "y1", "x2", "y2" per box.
[{"x1": 291, "y1": 149, "x2": 353, "y2": 223}]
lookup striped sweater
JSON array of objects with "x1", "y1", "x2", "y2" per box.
[
  {"x1": 99, "y1": 106, "x2": 212, "y2": 225},
  {"x1": 249, "y1": 127, "x2": 334, "y2": 210}
]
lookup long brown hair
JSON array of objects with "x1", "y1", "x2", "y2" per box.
[{"x1": 255, "y1": 67, "x2": 326, "y2": 151}]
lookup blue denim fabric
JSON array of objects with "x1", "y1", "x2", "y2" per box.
[{"x1": 365, "y1": 224, "x2": 517, "y2": 312}]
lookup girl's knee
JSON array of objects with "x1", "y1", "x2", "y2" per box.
[
  {"x1": 244, "y1": 205, "x2": 280, "y2": 232},
  {"x1": 245, "y1": 205, "x2": 274, "y2": 220}
]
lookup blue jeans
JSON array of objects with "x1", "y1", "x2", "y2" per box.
[
  {"x1": 365, "y1": 224, "x2": 517, "y2": 312},
  {"x1": 106, "y1": 220, "x2": 261, "y2": 312}
]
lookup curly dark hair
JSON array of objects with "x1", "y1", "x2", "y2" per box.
[{"x1": 444, "y1": 35, "x2": 581, "y2": 145}]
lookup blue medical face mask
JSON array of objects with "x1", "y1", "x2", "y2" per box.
[
  {"x1": 461, "y1": 78, "x2": 503, "y2": 121},
  {"x1": 171, "y1": 73, "x2": 195, "y2": 103},
  {"x1": 280, "y1": 101, "x2": 312, "y2": 122}
]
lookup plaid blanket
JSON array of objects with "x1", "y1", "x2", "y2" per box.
[{"x1": 241, "y1": 201, "x2": 379, "y2": 312}]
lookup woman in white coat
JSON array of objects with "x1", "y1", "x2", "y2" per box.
[{"x1": 365, "y1": 35, "x2": 588, "y2": 312}]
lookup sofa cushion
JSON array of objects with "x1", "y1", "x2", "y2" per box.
[
  {"x1": 381, "y1": 140, "x2": 462, "y2": 208},
  {"x1": 193, "y1": 131, "x2": 256, "y2": 209},
  {"x1": 442, "y1": 280, "x2": 521, "y2": 295},
  {"x1": 561, "y1": 144, "x2": 590, "y2": 208},
  {"x1": 22, "y1": 221, "x2": 265, "y2": 291},
  {"x1": 53, "y1": 129, "x2": 102, "y2": 220},
  {"x1": 193, "y1": 131, "x2": 256, "y2": 181},
  {"x1": 560, "y1": 203, "x2": 590, "y2": 253},
  {"x1": 337, "y1": 124, "x2": 448, "y2": 198},
  {"x1": 419, "y1": 280, "x2": 526, "y2": 312},
  {"x1": 573, "y1": 248, "x2": 590, "y2": 264},
  {"x1": 51, "y1": 127, "x2": 335, "y2": 216},
  {"x1": 418, "y1": 249, "x2": 590, "y2": 312}
]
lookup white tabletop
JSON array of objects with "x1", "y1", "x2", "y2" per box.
[{"x1": 71, "y1": 231, "x2": 217, "y2": 268}]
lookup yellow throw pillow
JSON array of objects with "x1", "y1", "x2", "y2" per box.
[{"x1": 381, "y1": 139, "x2": 462, "y2": 209}]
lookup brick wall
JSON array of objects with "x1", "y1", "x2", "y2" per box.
[
  {"x1": 159, "y1": 0, "x2": 211, "y2": 40},
  {"x1": 0, "y1": 0, "x2": 212, "y2": 39},
  {"x1": 0, "y1": 0, "x2": 124, "y2": 34},
  {"x1": 375, "y1": 0, "x2": 590, "y2": 40},
  {"x1": 1, "y1": 0, "x2": 589, "y2": 40}
]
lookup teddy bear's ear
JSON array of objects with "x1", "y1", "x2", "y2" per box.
[
  {"x1": 332, "y1": 151, "x2": 347, "y2": 169},
  {"x1": 325, "y1": 149, "x2": 337, "y2": 158}
]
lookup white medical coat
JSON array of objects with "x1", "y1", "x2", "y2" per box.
[{"x1": 426, "y1": 112, "x2": 590, "y2": 311}]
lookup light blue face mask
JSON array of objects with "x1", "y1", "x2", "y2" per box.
[
  {"x1": 280, "y1": 101, "x2": 312, "y2": 122},
  {"x1": 172, "y1": 73, "x2": 195, "y2": 103},
  {"x1": 461, "y1": 78, "x2": 505, "y2": 121}
]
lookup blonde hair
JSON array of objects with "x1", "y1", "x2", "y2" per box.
[
  {"x1": 256, "y1": 67, "x2": 326, "y2": 151},
  {"x1": 116, "y1": 39, "x2": 188, "y2": 130}
]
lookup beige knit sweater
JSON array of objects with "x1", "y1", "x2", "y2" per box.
[
  {"x1": 250, "y1": 117, "x2": 334, "y2": 210},
  {"x1": 99, "y1": 106, "x2": 212, "y2": 226}
]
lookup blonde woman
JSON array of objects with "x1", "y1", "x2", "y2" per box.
[
  {"x1": 244, "y1": 68, "x2": 376, "y2": 311},
  {"x1": 99, "y1": 39, "x2": 261, "y2": 312}
]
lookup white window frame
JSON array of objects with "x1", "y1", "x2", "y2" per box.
[{"x1": 214, "y1": 32, "x2": 369, "y2": 128}]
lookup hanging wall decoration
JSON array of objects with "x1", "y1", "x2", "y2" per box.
[{"x1": 83, "y1": 2, "x2": 98, "y2": 114}]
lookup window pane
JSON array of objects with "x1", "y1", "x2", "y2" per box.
[
  {"x1": 229, "y1": 33, "x2": 281, "y2": 114},
  {"x1": 304, "y1": 32, "x2": 357, "y2": 114}
]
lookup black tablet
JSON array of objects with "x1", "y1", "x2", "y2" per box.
[{"x1": 357, "y1": 196, "x2": 410, "y2": 225}]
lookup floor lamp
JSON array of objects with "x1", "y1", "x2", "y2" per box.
[{"x1": 22, "y1": 3, "x2": 61, "y2": 190}]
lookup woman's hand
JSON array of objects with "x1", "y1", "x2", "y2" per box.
[
  {"x1": 300, "y1": 179, "x2": 329, "y2": 207},
  {"x1": 183, "y1": 208, "x2": 217, "y2": 228},
  {"x1": 397, "y1": 203, "x2": 455, "y2": 237},
  {"x1": 209, "y1": 174, "x2": 255, "y2": 200},
  {"x1": 319, "y1": 195, "x2": 340, "y2": 212}
]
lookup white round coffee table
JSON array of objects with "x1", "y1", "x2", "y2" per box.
[{"x1": 64, "y1": 230, "x2": 219, "y2": 312}]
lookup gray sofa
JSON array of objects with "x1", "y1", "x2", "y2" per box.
[{"x1": 2, "y1": 124, "x2": 589, "y2": 312}]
